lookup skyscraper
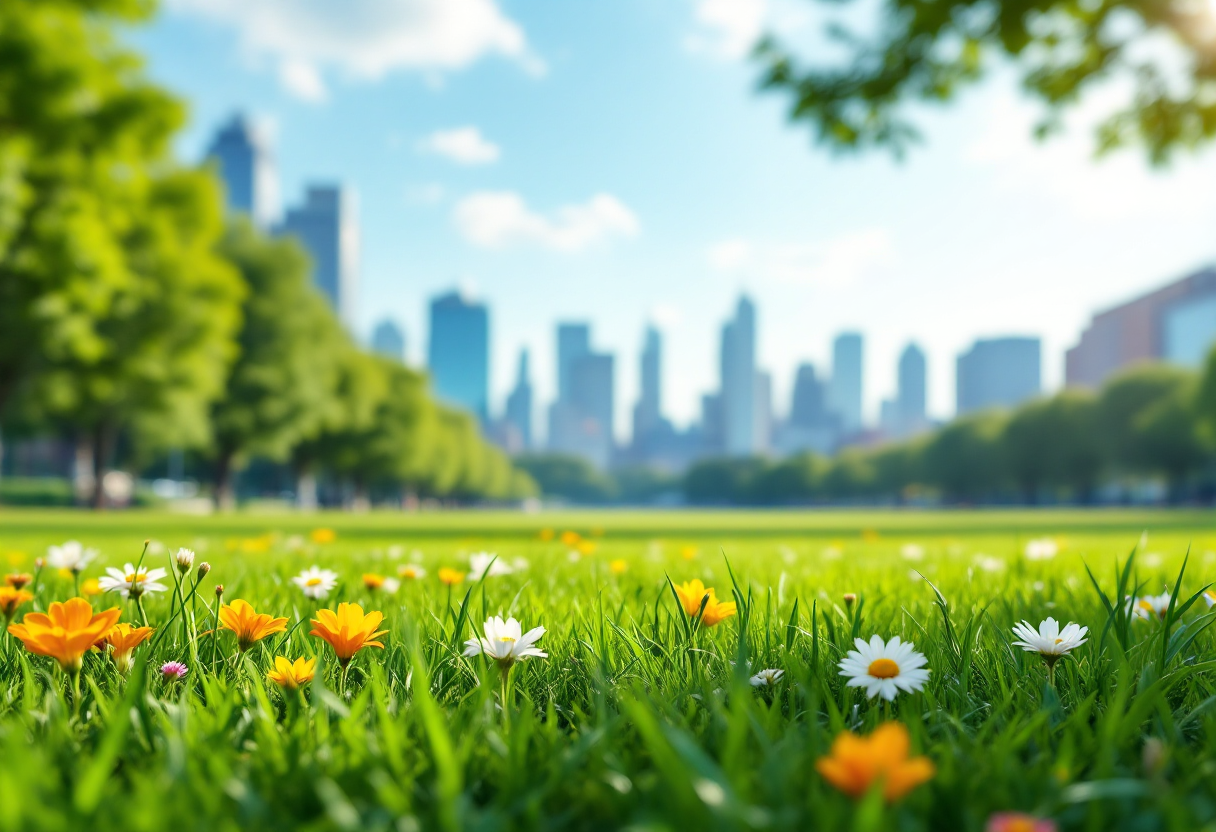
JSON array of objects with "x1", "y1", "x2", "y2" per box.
[
  {"x1": 370, "y1": 319, "x2": 405, "y2": 363},
  {"x1": 632, "y1": 326, "x2": 663, "y2": 443},
  {"x1": 828, "y1": 332, "x2": 864, "y2": 434},
  {"x1": 427, "y1": 290, "x2": 489, "y2": 423},
  {"x1": 720, "y1": 296, "x2": 758, "y2": 456},
  {"x1": 557, "y1": 324, "x2": 591, "y2": 402},
  {"x1": 548, "y1": 323, "x2": 615, "y2": 468},
  {"x1": 754, "y1": 370, "x2": 772, "y2": 452},
  {"x1": 205, "y1": 114, "x2": 277, "y2": 229},
  {"x1": 789, "y1": 364, "x2": 828, "y2": 429},
  {"x1": 279, "y1": 185, "x2": 359, "y2": 325},
  {"x1": 503, "y1": 349, "x2": 534, "y2": 451},
  {"x1": 956, "y1": 337, "x2": 1041, "y2": 414},
  {"x1": 776, "y1": 363, "x2": 838, "y2": 455},
  {"x1": 896, "y1": 342, "x2": 927, "y2": 431}
]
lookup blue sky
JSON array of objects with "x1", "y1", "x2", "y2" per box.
[{"x1": 135, "y1": 0, "x2": 1216, "y2": 439}]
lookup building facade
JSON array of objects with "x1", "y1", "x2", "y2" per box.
[
  {"x1": 427, "y1": 291, "x2": 489, "y2": 423},
  {"x1": 370, "y1": 319, "x2": 405, "y2": 363},
  {"x1": 956, "y1": 337, "x2": 1041, "y2": 414},
  {"x1": 828, "y1": 332, "x2": 864, "y2": 435},
  {"x1": 279, "y1": 185, "x2": 359, "y2": 325},
  {"x1": 205, "y1": 114, "x2": 277, "y2": 230}
]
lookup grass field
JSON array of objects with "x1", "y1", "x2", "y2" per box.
[{"x1": 2, "y1": 507, "x2": 1216, "y2": 831}]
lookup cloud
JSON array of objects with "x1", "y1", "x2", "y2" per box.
[
  {"x1": 706, "y1": 231, "x2": 893, "y2": 286},
  {"x1": 453, "y1": 191, "x2": 640, "y2": 252},
  {"x1": 278, "y1": 58, "x2": 328, "y2": 103},
  {"x1": 405, "y1": 182, "x2": 447, "y2": 204},
  {"x1": 419, "y1": 127, "x2": 501, "y2": 165},
  {"x1": 167, "y1": 0, "x2": 543, "y2": 98},
  {"x1": 686, "y1": 0, "x2": 766, "y2": 59}
]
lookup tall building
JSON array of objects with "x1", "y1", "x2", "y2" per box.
[
  {"x1": 720, "y1": 296, "x2": 759, "y2": 456},
  {"x1": 895, "y1": 343, "x2": 927, "y2": 434},
  {"x1": 205, "y1": 114, "x2": 277, "y2": 229},
  {"x1": 777, "y1": 363, "x2": 838, "y2": 455},
  {"x1": 557, "y1": 324, "x2": 591, "y2": 402},
  {"x1": 754, "y1": 370, "x2": 772, "y2": 453},
  {"x1": 502, "y1": 349, "x2": 534, "y2": 451},
  {"x1": 370, "y1": 319, "x2": 405, "y2": 363},
  {"x1": 279, "y1": 185, "x2": 359, "y2": 325},
  {"x1": 789, "y1": 364, "x2": 828, "y2": 429},
  {"x1": 956, "y1": 337, "x2": 1041, "y2": 414},
  {"x1": 548, "y1": 323, "x2": 615, "y2": 468},
  {"x1": 427, "y1": 290, "x2": 489, "y2": 423},
  {"x1": 828, "y1": 332, "x2": 864, "y2": 434},
  {"x1": 632, "y1": 326, "x2": 663, "y2": 443},
  {"x1": 1066, "y1": 267, "x2": 1216, "y2": 387}
]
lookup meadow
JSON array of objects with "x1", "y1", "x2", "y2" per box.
[{"x1": 2, "y1": 507, "x2": 1216, "y2": 832}]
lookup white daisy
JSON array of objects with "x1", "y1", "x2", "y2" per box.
[
  {"x1": 1024, "y1": 539, "x2": 1058, "y2": 560},
  {"x1": 174, "y1": 548, "x2": 196, "y2": 573},
  {"x1": 1011, "y1": 617, "x2": 1088, "y2": 662},
  {"x1": 468, "y1": 552, "x2": 513, "y2": 580},
  {"x1": 838, "y1": 635, "x2": 930, "y2": 701},
  {"x1": 98, "y1": 563, "x2": 169, "y2": 599},
  {"x1": 292, "y1": 566, "x2": 339, "y2": 599},
  {"x1": 1130, "y1": 592, "x2": 1172, "y2": 621},
  {"x1": 750, "y1": 668, "x2": 784, "y2": 687},
  {"x1": 463, "y1": 616, "x2": 547, "y2": 667},
  {"x1": 46, "y1": 541, "x2": 97, "y2": 574}
]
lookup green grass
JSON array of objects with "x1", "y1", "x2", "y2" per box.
[{"x1": 2, "y1": 508, "x2": 1216, "y2": 831}]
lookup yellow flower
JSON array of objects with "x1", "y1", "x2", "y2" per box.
[
  {"x1": 218, "y1": 599, "x2": 288, "y2": 652},
  {"x1": 610, "y1": 559, "x2": 628, "y2": 575},
  {"x1": 673, "y1": 579, "x2": 737, "y2": 627},
  {"x1": 0, "y1": 586, "x2": 34, "y2": 620},
  {"x1": 438, "y1": 568, "x2": 465, "y2": 586},
  {"x1": 700, "y1": 596, "x2": 737, "y2": 627},
  {"x1": 241, "y1": 536, "x2": 272, "y2": 554},
  {"x1": 5, "y1": 551, "x2": 28, "y2": 567},
  {"x1": 362, "y1": 573, "x2": 386, "y2": 590},
  {"x1": 816, "y1": 722, "x2": 935, "y2": 801},
  {"x1": 5, "y1": 573, "x2": 32, "y2": 590},
  {"x1": 681, "y1": 546, "x2": 698, "y2": 561},
  {"x1": 81, "y1": 578, "x2": 102, "y2": 597},
  {"x1": 560, "y1": 531, "x2": 581, "y2": 547},
  {"x1": 8, "y1": 598, "x2": 121, "y2": 673},
  {"x1": 96, "y1": 622, "x2": 155, "y2": 673},
  {"x1": 310, "y1": 603, "x2": 386, "y2": 667},
  {"x1": 267, "y1": 656, "x2": 317, "y2": 690},
  {"x1": 577, "y1": 540, "x2": 598, "y2": 556},
  {"x1": 397, "y1": 565, "x2": 425, "y2": 580},
  {"x1": 310, "y1": 528, "x2": 336, "y2": 544}
]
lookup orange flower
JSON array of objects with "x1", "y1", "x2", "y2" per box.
[
  {"x1": 0, "y1": 586, "x2": 34, "y2": 619},
  {"x1": 218, "y1": 599, "x2": 288, "y2": 652},
  {"x1": 81, "y1": 578, "x2": 102, "y2": 597},
  {"x1": 609, "y1": 559, "x2": 628, "y2": 575},
  {"x1": 560, "y1": 531, "x2": 581, "y2": 547},
  {"x1": 96, "y1": 622, "x2": 155, "y2": 673},
  {"x1": 5, "y1": 573, "x2": 32, "y2": 590},
  {"x1": 438, "y1": 568, "x2": 465, "y2": 586},
  {"x1": 674, "y1": 579, "x2": 736, "y2": 627},
  {"x1": 309, "y1": 603, "x2": 386, "y2": 667},
  {"x1": 816, "y1": 722, "x2": 935, "y2": 801},
  {"x1": 986, "y1": 813, "x2": 1057, "y2": 832},
  {"x1": 310, "y1": 528, "x2": 336, "y2": 544},
  {"x1": 362, "y1": 573, "x2": 386, "y2": 590},
  {"x1": 700, "y1": 596, "x2": 737, "y2": 627},
  {"x1": 7, "y1": 598, "x2": 121, "y2": 673},
  {"x1": 267, "y1": 656, "x2": 317, "y2": 690}
]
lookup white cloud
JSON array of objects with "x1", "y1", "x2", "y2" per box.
[
  {"x1": 706, "y1": 231, "x2": 893, "y2": 286},
  {"x1": 167, "y1": 0, "x2": 542, "y2": 97},
  {"x1": 686, "y1": 0, "x2": 766, "y2": 59},
  {"x1": 453, "y1": 191, "x2": 640, "y2": 252},
  {"x1": 405, "y1": 182, "x2": 447, "y2": 204},
  {"x1": 419, "y1": 127, "x2": 501, "y2": 165},
  {"x1": 278, "y1": 58, "x2": 328, "y2": 103}
]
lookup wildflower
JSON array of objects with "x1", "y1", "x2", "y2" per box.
[
  {"x1": 439, "y1": 568, "x2": 465, "y2": 586},
  {"x1": 310, "y1": 528, "x2": 336, "y2": 544},
  {"x1": 81, "y1": 578, "x2": 102, "y2": 597},
  {"x1": 363, "y1": 573, "x2": 385, "y2": 590},
  {"x1": 843, "y1": 593, "x2": 857, "y2": 609},
  {"x1": 681, "y1": 546, "x2": 698, "y2": 560},
  {"x1": 577, "y1": 540, "x2": 597, "y2": 556},
  {"x1": 161, "y1": 661, "x2": 189, "y2": 682},
  {"x1": 97, "y1": 623, "x2": 155, "y2": 673},
  {"x1": 5, "y1": 573, "x2": 32, "y2": 590},
  {"x1": 463, "y1": 616, "x2": 547, "y2": 668},
  {"x1": 1011, "y1": 617, "x2": 1088, "y2": 668},
  {"x1": 173, "y1": 548, "x2": 196, "y2": 574},
  {"x1": 1131, "y1": 592, "x2": 1172, "y2": 621},
  {"x1": 267, "y1": 656, "x2": 317, "y2": 691},
  {"x1": 985, "y1": 813, "x2": 1057, "y2": 832},
  {"x1": 7, "y1": 598, "x2": 121, "y2": 674},
  {"x1": 397, "y1": 564, "x2": 426, "y2": 580},
  {"x1": 292, "y1": 566, "x2": 339, "y2": 599},
  {"x1": 218, "y1": 599, "x2": 288, "y2": 652},
  {"x1": 560, "y1": 531, "x2": 580, "y2": 547},
  {"x1": 469, "y1": 552, "x2": 513, "y2": 580},
  {"x1": 700, "y1": 595, "x2": 737, "y2": 627},
  {"x1": 1024, "y1": 539, "x2": 1058, "y2": 560},
  {"x1": 838, "y1": 635, "x2": 930, "y2": 701},
  {"x1": 0, "y1": 586, "x2": 34, "y2": 620},
  {"x1": 750, "y1": 668, "x2": 784, "y2": 687},
  {"x1": 98, "y1": 563, "x2": 169, "y2": 599},
  {"x1": 197, "y1": 562, "x2": 211, "y2": 579},
  {"x1": 673, "y1": 579, "x2": 737, "y2": 626},
  {"x1": 816, "y1": 722, "x2": 935, "y2": 801},
  {"x1": 310, "y1": 603, "x2": 386, "y2": 667},
  {"x1": 610, "y1": 559, "x2": 628, "y2": 575},
  {"x1": 46, "y1": 541, "x2": 97, "y2": 574},
  {"x1": 901, "y1": 544, "x2": 925, "y2": 561}
]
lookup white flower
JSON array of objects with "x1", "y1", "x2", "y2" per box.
[
  {"x1": 749, "y1": 668, "x2": 784, "y2": 687},
  {"x1": 174, "y1": 548, "x2": 196, "y2": 573},
  {"x1": 1011, "y1": 617, "x2": 1088, "y2": 660},
  {"x1": 98, "y1": 563, "x2": 169, "y2": 599},
  {"x1": 463, "y1": 615, "x2": 547, "y2": 666},
  {"x1": 381, "y1": 578, "x2": 401, "y2": 595},
  {"x1": 1024, "y1": 539, "x2": 1058, "y2": 560},
  {"x1": 1130, "y1": 592, "x2": 1172, "y2": 621},
  {"x1": 901, "y1": 544, "x2": 925, "y2": 561},
  {"x1": 397, "y1": 564, "x2": 426, "y2": 580},
  {"x1": 46, "y1": 541, "x2": 97, "y2": 574},
  {"x1": 292, "y1": 566, "x2": 339, "y2": 599},
  {"x1": 468, "y1": 552, "x2": 513, "y2": 580},
  {"x1": 838, "y1": 635, "x2": 930, "y2": 701},
  {"x1": 974, "y1": 555, "x2": 1005, "y2": 573}
]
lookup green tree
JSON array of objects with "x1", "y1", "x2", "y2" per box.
[
  {"x1": 751, "y1": 453, "x2": 830, "y2": 504},
  {"x1": 755, "y1": 0, "x2": 1216, "y2": 163},
  {"x1": 1133, "y1": 379, "x2": 1210, "y2": 500},
  {"x1": 1004, "y1": 392, "x2": 1103, "y2": 501},
  {"x1": 684, "y1": 458, "x2": 769, "y2": 505},
  {"x1": 515, "y1": 454, "x2": 618, "y2": 504},
  {"x1": 924, "y1": 411, "x2": 1010, "y2": 502}
]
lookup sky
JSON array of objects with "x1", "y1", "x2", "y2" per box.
[{"x1": 133, "y1": 0, "x2": 1216, "y2": 441}]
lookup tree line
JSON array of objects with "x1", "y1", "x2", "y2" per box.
[{"x1": 0, "y1": 0, "x2": 534, "y2": 508}]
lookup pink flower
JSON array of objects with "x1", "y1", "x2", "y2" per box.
[
  {"x1": 986, "y1": 813, "x2": 1057, "y2": 832},
  {"x1": 161, "y1": 661, "x2": 189, "y2": 681}
]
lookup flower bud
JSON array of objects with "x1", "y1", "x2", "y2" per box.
[
  {"x1": 197, "y1": 562, "x2": 211, "y2": 579},
  {"x1": 34, "y1": 558, "x2": 45, "y2": 570},
  {"x1": 843, "y1": 593, "x2": 857, "y2": 608},
  {"x1": 174, "y1": 548, "x2": 196, "y2": 574},
  {"x1": 215, "y1": 584, "x2": 224, "y2": 598}
]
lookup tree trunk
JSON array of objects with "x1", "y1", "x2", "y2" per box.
[{"x1": 214, "y1": 446, "x2": 237, "y2": 511}]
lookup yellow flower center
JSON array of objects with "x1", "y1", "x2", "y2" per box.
[
  {"x1": 1003, "y1": 820, "x2": 1037, "y2": 832},
  {"x1": 499, "y1": 636, "x2": 516, "y2": 643},
  {"x1": 125, "y1": 572, "x2": 146, "y2": 583},
  {"x1": 306, "y1": 577, "x2": 322, "y2": 586},
  {"x1": 1055, "y1": 638, "x2": 1063, "y2": 643},
  {"x1": 867, "y1": 658, "x2": 900, "y2": 679}
]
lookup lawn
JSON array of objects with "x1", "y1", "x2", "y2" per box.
[{"x1": 1, "y1": 507, "x2": 1215, "y2": 832}]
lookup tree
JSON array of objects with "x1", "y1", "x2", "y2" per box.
[
  {"x1": 923, "y1": 411, "x2": 1010, "y2": 502},
  {"x1": 209, "y1": 221, "x2": 343, "y2": 508},
  {"x1": 751, "y1": 453, "x2": 830, "y2": 504},
  {"x1": 1098, "y1": 364, "x2": 1195, "y2": 480},
  {"x1": 754, "y1": 0, "x2": 1216, "y2": 163},
  {"x1": 1004, "y1": 392, "x2": 1103, "y2": 501},
  {"x1": 683, "y1": 458, "x2": 769, "y2": 505},
  {"x1": 1133, "y1": 379, "x2": 1210, "y2": 500}
]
